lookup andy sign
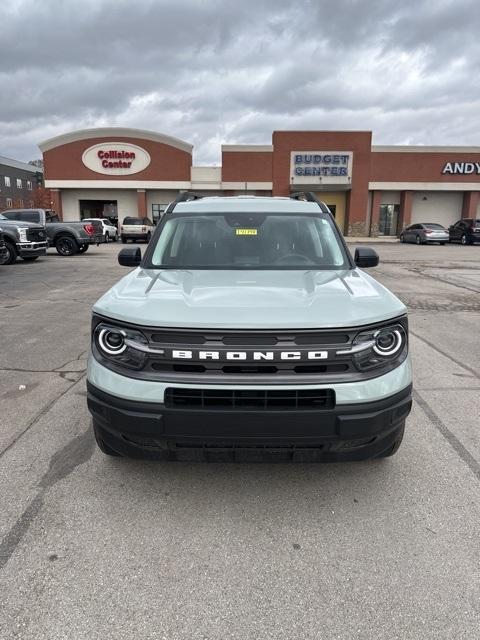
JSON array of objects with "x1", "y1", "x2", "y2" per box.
[{"x1": 442, "y1": 161, "x2": 480, "y2": 175}]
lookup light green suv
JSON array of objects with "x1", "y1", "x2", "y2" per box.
[{"x1": 87, "y1": 193, "x2": 412, "y2": 461}]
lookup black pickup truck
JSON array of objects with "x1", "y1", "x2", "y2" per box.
[
  {"x1": 0, "y1": 208, "x2": 103, "y2": 256},
  {"x1": 0, "y1": 227, "x2": 8, "y2": 263},
  {"x1": 0, "y1": 214, "x2": 48, "y2": 263}
]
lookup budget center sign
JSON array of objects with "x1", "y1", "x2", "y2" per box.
[{"x1": 290, "y1": 151, "x2": 353, "y2": 186}]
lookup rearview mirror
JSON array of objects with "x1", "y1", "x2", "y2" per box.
[
  {"x1": 118, "y1": 247, "x2": 141, "y2": 267},
  {"x1": 354, "y1": 247, "x2": 379, "y2": 268}
]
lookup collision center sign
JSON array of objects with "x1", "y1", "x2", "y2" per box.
[
  {"x1": 82, "y1": 142, "x2": 151, "y2": 175},
  {"x1": 290, "y1": 151, "x2": 353, "y2": 186}
]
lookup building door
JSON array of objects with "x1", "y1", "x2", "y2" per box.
[
  {"x1": 80, "y1": 200, "x2": 118, "y2": 225},
  {"x1": 314, "y1": 192, "x2": 346, "y2": 233},
  {"x1": 378, "y1": 204, "x2": 399, "y2": 236}
]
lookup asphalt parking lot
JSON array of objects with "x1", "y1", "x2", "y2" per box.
[{"x1": 1, "y1": 242, "x2": 479, "y2": 639}]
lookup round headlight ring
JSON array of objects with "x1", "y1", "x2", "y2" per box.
[
  {"x1": 98, "y1": 328, "x2": 127, "y2": 355},
  {"x1": 373, "y1": 328, "x2": 403, "y2": 357}
]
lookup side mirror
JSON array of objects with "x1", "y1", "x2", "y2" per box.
[
  {"x1": 354, "y1": 247, "x2": 379, "y2": 268},
  {"x1": 118, "y1": 247, "x2": 141, "y2": 267}
]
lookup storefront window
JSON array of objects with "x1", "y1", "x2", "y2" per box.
[
  {"x1": 152, "y1": 203, "x2": 168, "y2": 225},
  {"x1": 326, "y1": 204, "x2": 336, "y2": 218},
  {"x1": 379, "y1": 204, "x2": 399, "y2": 236}
]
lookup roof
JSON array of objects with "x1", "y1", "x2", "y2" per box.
[
  {"x1": 0, "y1": 155, "x2": 43, "y2": 174},
  {"x1": 174, "y1": 195, "x2": 322, "y2": 214},
  {"x1": 38, "y1": 127, "x2": 193, "y2": 154}
]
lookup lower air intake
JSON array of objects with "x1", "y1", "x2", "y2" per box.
[{"x1": 164, "y1": 388, "x2": 335, "y2": 410}]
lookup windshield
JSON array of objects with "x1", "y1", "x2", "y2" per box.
[
  {"x1": 0, "y1": 214, "x2": 6, "y2": 220},
  {"x1": 148, "y1": 212, "x2": 349, "y2": 270}
]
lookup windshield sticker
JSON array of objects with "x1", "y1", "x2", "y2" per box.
[{"x1": 235, "y1": 229, "x2": 258, "y2": 236}]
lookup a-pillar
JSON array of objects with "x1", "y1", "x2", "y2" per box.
[
  {"x1": 137, "y1": 189, "x2": 147, "y2": 217},
  {"x1": 50, "y1": 189, "x2": 63, "y2": 220},
  {"x1": 369, "y1": 191, "x2": 383, "y2": 237},
  {"x1": 461, "y1": 191, "x2": 480, "y2": 219},
  {"x1": 398, "y1": 190, "x2": 413, "y2": 233}
]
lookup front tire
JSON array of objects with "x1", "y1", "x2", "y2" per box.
[
  {"x1": 415, "y1": 235, "x2": 421, "y2": 245},
  {"x1": 0, "y1": 241, "x2": 17, "y2": 265},
  {"x1": 461, "y1": 234, "x2": 470, "y2": 245},
  {"x1": 55, "y1": 235, "x2": 79, "y2": 256},
  {"x1": 121, "y1": 236, "x2": 127, "y2": 244},
  {"x1": 399, "y1": 234, "x2": 405, "y2": 243},
  {"x1": 105, "y1": 232, "x2": 110, "y2": 243}
]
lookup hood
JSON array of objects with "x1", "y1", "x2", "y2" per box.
[
  {"x1": 0, "y1": 219, "x2": 44, "y2": 230},
  {"x1": 93, "y1": 268, "x2": 406, "y2": 329}
]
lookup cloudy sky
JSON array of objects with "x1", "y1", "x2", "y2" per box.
[{"x1": 1, "y1": 0, "x2": 479, "y2": 164}]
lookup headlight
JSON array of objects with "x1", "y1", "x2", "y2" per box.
[
  {"x1": 18, "y1": 228, "x2": 28, "y2": 242},
  {"x1": 98, "y1": 327, "x2": 127, "y2": 355},
  {"x1": 93, "y1": 322, "x2": 148, "y2": 370},
  {"x1": 339, "y1": 323, "x2": 407, "y2": 372},
  {"x1": 373, "y1": 327, "x2": 404, "y2": 356}
]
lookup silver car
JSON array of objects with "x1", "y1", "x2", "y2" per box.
[{"x1": 400, "y1": 223, "x2": 449, "y2": 245}]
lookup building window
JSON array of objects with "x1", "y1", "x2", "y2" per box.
[
  {"x1": 29, "y1": 199, "x2": 34, "y2": 208},
  {"x1": 379, "y1": 204, "x2": 400, "y2": 236},
  {"x1": 152, "y1": 203, "x2": 168, "y2": 224},
  {"x1": 6, "y1": 197, "x2": 13, "y2": 207},
  {"x1": 18, "y1": 198, "x2": 24, "y2": 207},
  {"x1": 27, "y1": 180, "x2": 33, "y2": 190},
  {"x1": 16, "y1": 178, "x2": 22, "y2": 189},
  {"x1": 4, "y1": 176, "x2": 10, "y2": 187}
]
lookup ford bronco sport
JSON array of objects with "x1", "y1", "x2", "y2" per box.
[{"x1": 87, "y1": 193, "x2": 412, "y2": 461}]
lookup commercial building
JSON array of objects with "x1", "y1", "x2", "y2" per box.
[
  {"x1": 0, "y1": 156, "x2": 43, "y2": 212},
  {"x1": 39, "y1": 128, "x2": 480, "y2": 236}
]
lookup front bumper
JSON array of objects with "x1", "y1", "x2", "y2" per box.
[
  {"x1": 87, "y1": 378, "x2": 412, "y2": 461},
  {"x1": 17, "y1": 241, "x2": 48, "y2": 257}
]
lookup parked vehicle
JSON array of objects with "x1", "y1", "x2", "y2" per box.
[
  {"x1": 448, "y1": 219, "x2": 480, "y2": 245},
  {"x1": 83, "y1": 217, "x2": 118, "y2": 243},
  {"x1": 0, "y1": 228, "x2": 8, "y2": 264},
  {"x1": 120, "y1": 216, "x2": 153, "y2": 243},
  {"x1": 87, "y1": 192, "x2": 412, "y2": 462},
  {"x1": 0, "y1": 209, "x2": 103, "y2": 256},
  {"x1": 400, "y1": 223, "x2": 449, "y2": 245},
  {"x1": 0, "y1": 214, "x2": 48, "y2": 264}
]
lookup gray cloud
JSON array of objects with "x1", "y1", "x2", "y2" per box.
[{"x1": 1, "y1": 0, "x2": 480, "y2": 164}]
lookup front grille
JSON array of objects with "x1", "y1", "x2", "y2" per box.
[
  {"x1": 150, "y1": 331, "x2": 349, "y2": 346},
  {"x1": 26, "y1": 228, "x2": 47, "y2": 242},
  {"x1": 165, "y1": 388, "x2": 335, "y2": 410},
  {"x1": 143, "y1": 328, "x2": 356, "y2": 379}
]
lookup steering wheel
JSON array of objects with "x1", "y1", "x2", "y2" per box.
[{"x1": 276, "y1": 253, "x2": 313, "y2": 265}]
